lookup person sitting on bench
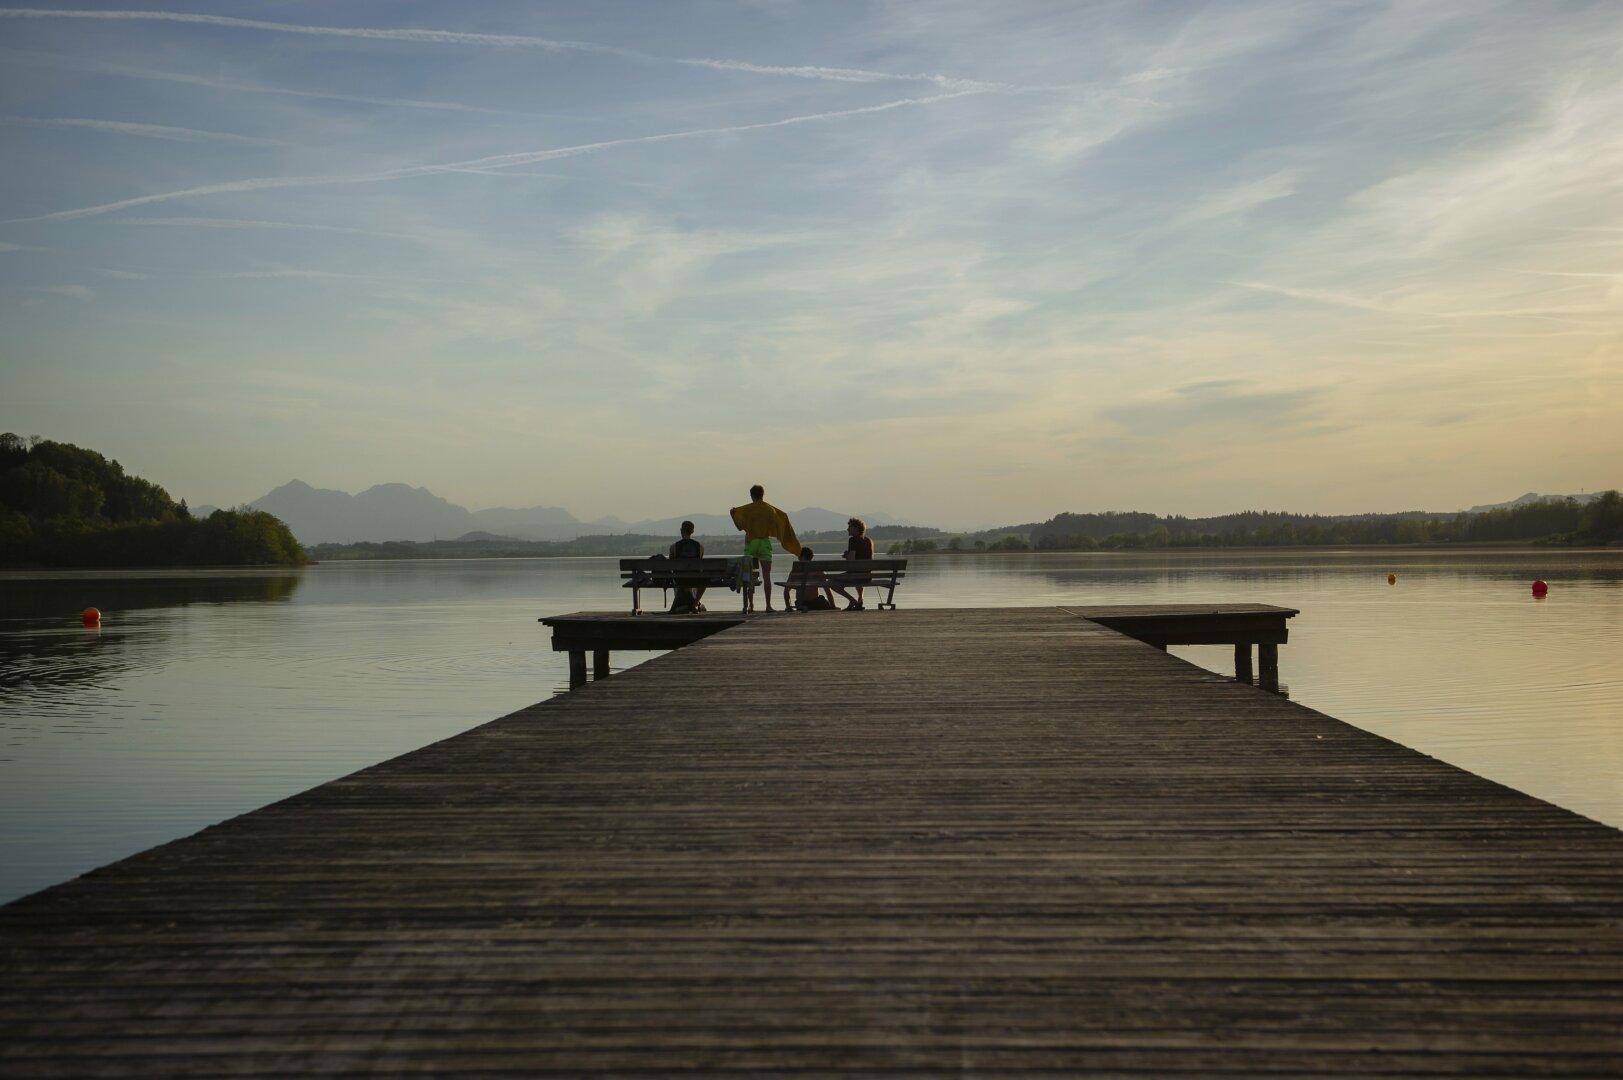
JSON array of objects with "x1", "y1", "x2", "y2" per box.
[
  {"x1": 787, "y1": 547, "x2": 843, "y2": 611},
  {"x1": 842, "y1": 516, "x2": 875, "y2": 611},
  {"x1": 668, "y1": 520, "x2": 706, "y2": 613}
]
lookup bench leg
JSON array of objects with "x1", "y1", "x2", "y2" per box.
[
  {"x1": 593, "y1": 649, "x2": 610, "y2": 680},
  {"x1": 631, "y1": 586, "x2": 641, "y2": 615},
  {"x1": 568, "y1": 650, "x2": 587, "y2": 690},
  {"x1": 1259, "y1": 643, "x2": 1280, "y2": 693},
  {"x1": 1234, "y1": 642, "x2": 1254, "y2": 684}
]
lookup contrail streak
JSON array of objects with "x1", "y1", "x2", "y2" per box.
[
  {"x1": 2, "y1": 47, "x2": 568, "y2": 117},
  {"x1": 1, "y1": 115, "x2": 284, "y2": 145},
  {"x1": 3, "y1": 92, "x2": 980, "y2": 225},
  {"x1": 113, "y1": 217, "x2": 428, "y2": 242},
  {"x1": 1496, "y1": 267, "x2": 1623, "y2": 280},
  {"x1": 0, "y1": 8, "x2": 1009, "y2": 91}
]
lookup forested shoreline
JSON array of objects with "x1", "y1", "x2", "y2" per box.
[
  {"x1": 888, "y1": 494, "x2": 1623, "y2": 554},
  {"x1": 307, "y1": 494, "x2": 1621, "y2": 561},
  {"x1": 0, "y1": 435, "x2": 306, "y2": 568}
]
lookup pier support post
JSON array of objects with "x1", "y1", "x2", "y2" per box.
[
  {"x1": 593, "y1": 649, "x2": 610, "y2": 680},
  {"x1": 568, "y1": 650, "x2": 587, "y2": 689},
  {"x1": 1234, "y1": 643, "x2": 1253, "y2": 684},
  {"x1": 1258, "y1": 643, "x2": 1279, "y2": 693}
]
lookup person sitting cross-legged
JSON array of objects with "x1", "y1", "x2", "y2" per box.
[{"x1": 786, "y1": 547, "x2": 839, "y2": 611}]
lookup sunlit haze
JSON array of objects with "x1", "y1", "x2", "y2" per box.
[{"x1": 2, "y1": 1, "x2": 1619, "y2": 527}]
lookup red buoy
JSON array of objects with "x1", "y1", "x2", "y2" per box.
[
  {"x1": 1531, "y1": 579, "x2": 1549, "y2": 599},
  {"x1": 1387, "y1": 573, "x2": 1397, "y2": 585},
  {"x1": 81, "y1": 607, "x2": 101, "y2": 627}
]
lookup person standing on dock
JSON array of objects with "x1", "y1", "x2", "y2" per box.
[{"x1": 730, "y1": 484, "x2": 801, "y2": 612}]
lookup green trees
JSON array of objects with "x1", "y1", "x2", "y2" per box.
[
  {"x1": 1018, "y1": 495, "x2": 1619, "y2": 550},
  {"x1": 1579, "y1": 491, "x2": 1623, "y2": 543},
  {"x1": 0, "y1": 434, "x2": 306, "y2": 568}
]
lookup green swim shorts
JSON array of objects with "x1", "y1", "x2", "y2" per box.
[{"x1": 744, "y1": 538, "x2": 774, "y2": 563}]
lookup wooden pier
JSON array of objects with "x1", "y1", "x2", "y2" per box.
[
  {"x1": 3, "y1": 607, "x2": 1621, "y2": 1075},
  {"x1": 543, "y1": 602, "x2": 1298, "y2": 691}
]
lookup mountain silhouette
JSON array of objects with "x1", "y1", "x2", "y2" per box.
[{"x1": 232, "y1": 481, "x2": 897, "y2": 544}]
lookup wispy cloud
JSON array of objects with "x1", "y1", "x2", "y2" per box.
[
  {"x1": 1, "y1": 114, "x2": 283, "y2": 145},
  {"x1": 2, "y1": 92, "x2": 983, "y2": 225},
  {"x1": 1496, "y1": 267, "x2": 1623, "y2": 281},
  {"x1": 210, "y1": 269, "x2": 386, "y2": 281},
  {"x1": 1173, "y1": 169, "x2": 1300, "y2": 226},
  {"x1": 1229, "y1": 280, "x2": 1619, "y2": 324},
  {"x1": 1227, "y1": 280, "x2": 1403, "y2": 314},
  {"x1": 0, "y1": 8, "x2": 1011, "y2": 91},
  {"x1": 37, "y1": 284, "x2": 96, "y2": 300},
  {"x1": 1101, "y1": 379, "x2": 1327, "y2": 431}
]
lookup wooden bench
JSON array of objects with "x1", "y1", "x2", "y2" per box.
[
  {"x1": 620, "y1": 557, "x2": 759, "y2": 615},
  {"x1": 775, "y1": 558, "x2": 907, "y2": 610}
]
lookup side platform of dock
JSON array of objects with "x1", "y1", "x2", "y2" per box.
[
  {"x1": 3, "y1": 607, "x2": 1620, "y2": 1075},
  {"x1": 543, "y1": 601, "x2": 1298, "y2": 689}
]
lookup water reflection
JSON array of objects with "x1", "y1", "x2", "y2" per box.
[
  {"x1": 0, "y1": 551, "x2": 1618, "y2": 904},
  {"x1": 1, "y1": 573, "x2": 301, "y2": 693},
  {"x1": 0, "y1": 570, "x2": 303, "y2": 617}
]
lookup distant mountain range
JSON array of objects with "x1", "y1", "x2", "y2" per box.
[
  {"x1": 197, "y1": 480, "x2": 901, "y2": 545},
  {"x1": 193, "y1": 480, "x2": 1606, "y2": 546}
]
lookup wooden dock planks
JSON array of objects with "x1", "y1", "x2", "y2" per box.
[{"x1": 2, "y1": 607, "x2": 1620, "y2": 1075}]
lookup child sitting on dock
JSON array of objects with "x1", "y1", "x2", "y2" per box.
[{"x1": 787, "y1": 548, "x2": 838, "y2": 611}]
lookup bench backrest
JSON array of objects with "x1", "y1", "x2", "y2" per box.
[
  {"x1": 782, "y1": 558, "x2": 907, "y2": 578},
  {"x1": 790, "y1": 558, "x2": 906, "y2": 570},
  {"x1": 620, "y1": 558, "x2": 756, "y2": 584}
]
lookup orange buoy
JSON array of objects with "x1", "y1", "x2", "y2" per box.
[
  {"x1": 1532, "y1": 579, "x2": 1549, "y2": 598},
  {"x1": 81, "y1": 607, "x2": 101, "y2": 627},
  {"x1": 1387, "y1": 573, "x2": 1397, "y2": 585}
]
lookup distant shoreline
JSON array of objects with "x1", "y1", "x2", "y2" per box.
[
  {"x1": 145, "y1": 540, "x2": 1623, "y2": 569},
  {"x1": 5, "y1": 541, "x2": 1617, "y2": 575}
]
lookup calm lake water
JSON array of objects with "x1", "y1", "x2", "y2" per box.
[{"x1": 1, "y1": 550, "x2": 1619, "y2": 903}]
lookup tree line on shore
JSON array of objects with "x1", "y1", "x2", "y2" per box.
[
  {"x1": 0, "y1": 435, "x2": 306, "y2": 568},
  {"x1": 886, "y1": 494, "x2": 1623, "y2": 554}
]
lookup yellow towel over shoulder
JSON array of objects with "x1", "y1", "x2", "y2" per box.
[{"x1": 729, "y1": 501, "x2": 802, "y2": 556}]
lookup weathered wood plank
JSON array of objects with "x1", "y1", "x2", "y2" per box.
[{"x1": 2, "y1": 607, "x2": 1619, "y2": 1076}]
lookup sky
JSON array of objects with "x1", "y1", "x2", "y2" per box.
[{"x1": 1, "y1": 1, "x2": 1619, "y2": 527}]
